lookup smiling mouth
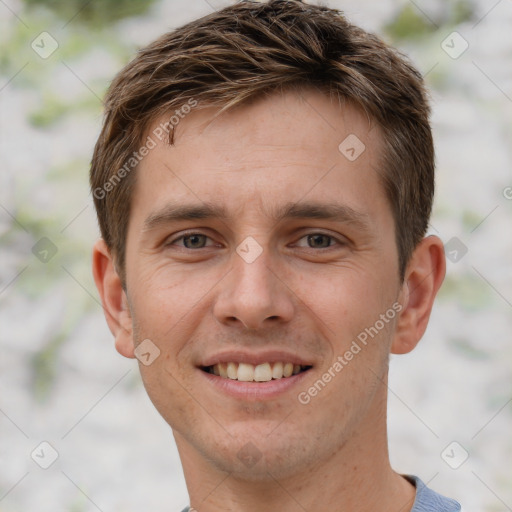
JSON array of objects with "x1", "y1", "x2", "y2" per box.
[{"x1": 201, "y1": 362, "x2": 312, "y2": 382}]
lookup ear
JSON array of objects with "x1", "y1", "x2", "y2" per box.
[
  {"x1": 391, "y1": 235, "x2": 446, "y2": 355},
  {"x1": 92, "y1": 238, "x2": 135, "y2": 359}
]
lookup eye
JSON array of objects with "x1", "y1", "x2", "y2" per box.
[
  {"x1": 168, "y1": 233, "x2": 214, "y2": 249},
  {"x1": 295, "y1": 233, "x2": 342, "y2": 249}
]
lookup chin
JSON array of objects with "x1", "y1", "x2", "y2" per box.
[
  {"x1": 212, "y1": 450, "x2": 309, "y2": 482},
  {"x1": 203, "y1": 423, "x2": 322, "y2": 481}
]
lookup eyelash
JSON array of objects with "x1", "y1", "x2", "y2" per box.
[{"x1": 166, "y1": 231, "x2": 345, "y2": 250}]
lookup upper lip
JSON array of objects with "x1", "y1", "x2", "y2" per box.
[{"x1": 199, "y1": 350, "x2": 314, "y2": 368}]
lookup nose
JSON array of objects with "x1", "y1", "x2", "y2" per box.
[{"x1": 213, "y1": 246, "x2": 295, "y2": 331}]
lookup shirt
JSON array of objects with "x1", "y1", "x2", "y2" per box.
[
  {"x1": 405, "y1": 475, "x2": 461, "y2": 511},
  {"x1": 179, "y1": 474, "x2": 461, "y2": 511}
]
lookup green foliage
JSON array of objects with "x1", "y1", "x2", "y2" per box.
[
  {"x1": 385, "y1": 0, "x2": 475, "y2": 41},
  {"x1": 449, "y1": 337, "x2": 490, "y2": 359},
  {"x1": 23, "y1": 0, "x2": 158, "y2": 26},
  {"x1": 439, "y1": 273, "x2": 493, "y2": 310},
  {"x1": 31, "y1": 330, "x2": 66, "y2": 402},
  {"x1": 384, "y1": 5, "x2": 436, "y2": 41},
  {"x1": 452, "y1": 0, "x2": 475, "y2": 25},
  {"x1": 29, "y1": 278, "x2": 98, "y2": 402},
  {"x1": 461, "y1": 209, "x2": 484, "y2": 232},
  {"x1": 29, "y1": 94, "x2": 103, "y2": 128},
  {"x1": 29, "y1": 94, "x2": 69, "y2": 127}
]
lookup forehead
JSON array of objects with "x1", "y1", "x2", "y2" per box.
[
  {"x1": 162, "y1": 90, "x2": 379, "y2": 161},
  {"x1": 131, "y1": 88, "x2": 387, "y2": 227}
]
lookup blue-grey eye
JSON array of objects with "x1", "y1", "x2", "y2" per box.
[
  {"x1": 182, "y1": 234, "x2": 208, "y2": 248},
  {"x1": 307, "y1": 234, "x2": 332, "y2": 248}
]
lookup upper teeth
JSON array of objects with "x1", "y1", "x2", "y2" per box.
[{"x1": 209, "y1": 362, "x2": 305, "y2": 381}]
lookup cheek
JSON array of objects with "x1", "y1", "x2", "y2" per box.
[
  {"x1": 303, "y1": 268, "x2": 390, "y2": 332},
  {"x1": 127, "y1": 277, "x2": 198, "y2": 388},
  {"x1": 301, "y1": 266, "x2": 398, "y2": 390},
  {"x1": 129, "y1": 264, "x2": 217, "y2": 329},
  {"x1": 128, "y1": 265, "x2": 227, "y2": 381},
  {"x1": 128, "y1": 276, "x2": 202, "y2": 422}
]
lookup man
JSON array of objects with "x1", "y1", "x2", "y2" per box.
[{"x1": 90, "y1": 1, "x2": 461, "y2": 510}]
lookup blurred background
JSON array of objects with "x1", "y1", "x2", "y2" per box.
[{"x1": 0, "y1": 0, "x2": 511, "y2": 511}]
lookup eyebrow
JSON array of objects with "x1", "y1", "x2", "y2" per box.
[{"x1": 142, "y1": 200, "x2": 372, "y2": 232}]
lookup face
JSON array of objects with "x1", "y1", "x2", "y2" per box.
[{"x1": 121, "y1": 89, "x2": 404, "y2": 479}]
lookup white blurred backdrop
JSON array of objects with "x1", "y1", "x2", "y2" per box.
[{"x1": 1, "y1": 0, "x2": 511, "y2": 511}]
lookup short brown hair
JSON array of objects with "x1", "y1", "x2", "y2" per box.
[{"x1": 90, "y1": 0, "x2": 434, "y2": 283}]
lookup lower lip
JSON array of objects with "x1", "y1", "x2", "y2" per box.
[{"x1": 198, "y1": 368, "x2": 311, "y2": 401}]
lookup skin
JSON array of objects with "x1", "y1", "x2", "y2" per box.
[{"x1": 93, "y1": 88, "x2": 445, "y2": 512}]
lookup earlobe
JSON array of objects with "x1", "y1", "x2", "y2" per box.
[
  {"x1": 92, "y1": 239, "x2": 135, "y2": 359},
  {"x1": 391, "y1": 235, "x2": 446, "y2": 355}
]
